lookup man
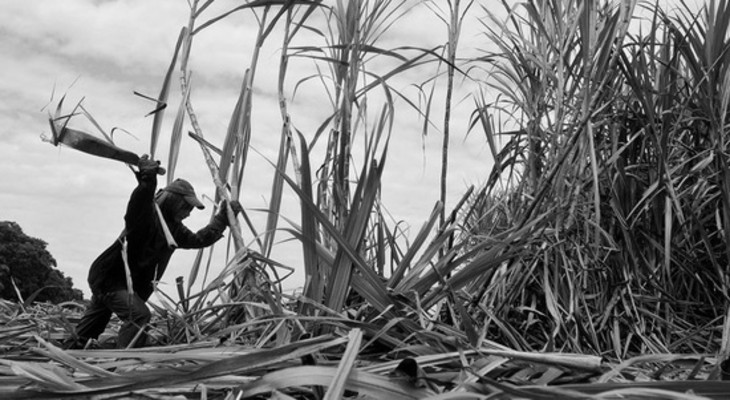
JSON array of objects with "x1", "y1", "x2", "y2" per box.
[{"x1": 67, "y1": 155, "x2": 240, "y2": 349}]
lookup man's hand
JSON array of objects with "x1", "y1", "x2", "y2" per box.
[
  {"x1": 218, "y1": 200, "x2": 243, "y2": 226},
  {"x1": 229, "y1": 200, "x2": 243, "y2": 216},
  {"x1": 138, "y1": 154, "x2": 164, "y2": 176}
]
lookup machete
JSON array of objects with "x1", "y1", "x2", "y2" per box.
[{"x1": 47, "y1": 120, "x2": 166, "y2": 175}]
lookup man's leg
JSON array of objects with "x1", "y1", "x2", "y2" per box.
[
  {"x1": 101, "y1": 291, "x2": 151, "y2": 348},
  {"x1": 68, "y1": 293, "x2": 113, "y2": 349}
]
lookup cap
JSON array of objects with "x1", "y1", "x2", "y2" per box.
[{"x1": 163, "y1": 179, "x2": 205, "y2": 209}]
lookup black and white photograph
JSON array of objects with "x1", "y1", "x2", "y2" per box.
[{"x1": 2, "y1": 0, "x2": 725, "y2": 398}]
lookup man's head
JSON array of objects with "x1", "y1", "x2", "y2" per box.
[
  {"x1": 163, "y1": 179, "x2": 205, "y2": 210},
  {"x1": 156, "y1": 179, "x2": 204, "y2": 222}
]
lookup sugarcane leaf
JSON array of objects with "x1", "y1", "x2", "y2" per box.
[
  {"x1": 295, "y1": 131, "x2": 322, "y2": 309},
  {"x1": 324, "y1": 329, "x2": 362, "y2": 400},
  {"x1": 194, "y1": 0, "x2": 323, "y2": 35},
  {"x1": 0, "y1": 359, "x2": 87, "y2": 392},
  {"x1": 219, "y1": 71, "x2": 248, "y2": 186},
  {"x1": 149, "y1": 27, "x2": 186, "y2": 159},
  {"x1": 240, "y1": 365, "x2": 433, "y2": 400},
  {"x1": 166, "y1": 83, "x2": 190, "y2": 184}
]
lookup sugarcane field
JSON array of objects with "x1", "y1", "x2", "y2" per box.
[{"x1": 5, "y1": 0, "x2": 730, "y2": 398}]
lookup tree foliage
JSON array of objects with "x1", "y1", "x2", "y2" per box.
[{"x1": 0, "y1": 221, "x2": 83, "y2": 303}]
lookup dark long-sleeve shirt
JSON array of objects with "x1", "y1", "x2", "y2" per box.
[{"x1": 87, "y1": 171, "x2": 227, "y2": 300}]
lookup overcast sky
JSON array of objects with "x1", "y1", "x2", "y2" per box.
[{"x1": 1, "y1": 0, "x2": 497, "y2": 299}]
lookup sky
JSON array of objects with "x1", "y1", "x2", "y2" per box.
[{"x1": 1, "y1": 0, "x2": 495, "y2": 300}]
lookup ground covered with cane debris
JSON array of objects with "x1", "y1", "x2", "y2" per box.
[{"x1": 2, "y1": 299, "x2": 730, "y2": 400}]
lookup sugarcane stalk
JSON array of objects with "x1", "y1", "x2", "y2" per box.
[
  {"x1": 175, "y1": 0, "x2": 243, "y2": 251},
  {"x1": 120, "y1": 237, "x2": 135, "y2": 306},
  {"x1": 188, "y1": 123, "x2": 245, "y2": 252}
]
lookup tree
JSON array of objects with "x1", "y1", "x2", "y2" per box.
[{"x1": 0, "y1": 221, "x2": 83, "y2": 303}]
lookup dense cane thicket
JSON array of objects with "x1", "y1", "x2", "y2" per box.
[{"x1": 457, "y1": 0, "x2": 730, "y2": 357}]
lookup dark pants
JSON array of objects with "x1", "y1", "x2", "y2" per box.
[{"x1": 74, "y1": 291, "x2": 151, "y2": 348}]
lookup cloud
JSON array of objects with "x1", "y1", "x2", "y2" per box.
[{"x1": 3, "y1": 1, "x2": 184, "y2": 71}]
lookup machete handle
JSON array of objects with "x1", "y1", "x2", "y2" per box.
[
  {"x1": 137, "y1": 154, "x2": 167, "y2": 175},
  {"x1": 150, "y1": 164, "x2": 167, "y2": 175},
  {"x1": 140, "y1": 164, "x2": 167, "y2": 176}
]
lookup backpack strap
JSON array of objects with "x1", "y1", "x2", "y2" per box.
[
  {"x1": 119, "y1": 235, "x2": 135, "y2": 298},
  {"x1": 155, "y1": 203, "x2": 178, "y2": 249}
]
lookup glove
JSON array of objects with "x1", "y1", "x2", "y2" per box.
[
  {"x1": 218, "y1": 200, "x2": 243, "y2": 226},
  {"x1": 229, "y1": 200, "x2": 243, "y2": 216},
  {"x1": 138, "y1": 154, "x2": 163, "y2": 176}
]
